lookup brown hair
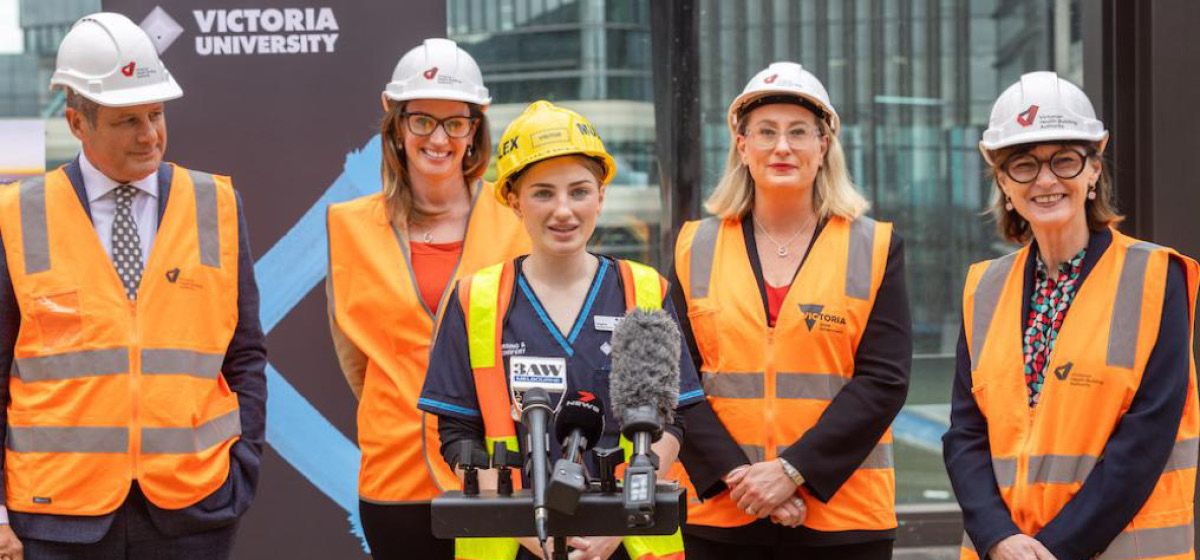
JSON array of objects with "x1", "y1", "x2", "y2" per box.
[
  {"x1": 65, "y1": 88, "x2": 100, "y2": 128},
  {"x1": 984, "y1": 141, "x2": 1122, "y2": 244},
  {"x1": 379, "y1": 100, "x2": 492, "y2": 223}
]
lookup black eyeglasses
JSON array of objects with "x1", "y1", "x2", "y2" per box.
[
  {"x1": 400, "y1": 112, "x2": 477, "y2": 138},
  {"x1": 1002, "y1": 149, "x2": 1093, "y2": 184}
]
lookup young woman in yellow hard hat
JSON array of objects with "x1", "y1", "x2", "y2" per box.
[
  {"x1": 944, "y1": 71, "x2": 1199, "y2": 560},
  {"x1": 419, "y1": 100, "x2": 704, "y2": 560},
  {"x1": 671, "y1": 62, "x2": 912, "y2": 559},
  {"x1": 326, "y1": 38, "x2": 530, "y2": 559}
]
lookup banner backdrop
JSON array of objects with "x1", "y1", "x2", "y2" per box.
[{"x1": 99, "y1": 2, "x2": 444, "y2": 557}]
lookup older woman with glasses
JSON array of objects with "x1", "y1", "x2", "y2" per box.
[
  {"x1": 325, "y1": 39, "x2": 529, "y2": 559},
  {"x1": 943, "y1": 71, "x2": 1199, "y2": 560},
  {"x1": 672, "y1": 62, "x2": 912, "y2": 560}
]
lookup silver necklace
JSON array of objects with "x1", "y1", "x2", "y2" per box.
[{"x1": 753, "y1": 213, "x2": 816, "y2": 258}]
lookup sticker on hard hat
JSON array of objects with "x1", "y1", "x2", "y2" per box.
[{"x1": 531, "y1": 128, "x2": 570, "y2": 148}]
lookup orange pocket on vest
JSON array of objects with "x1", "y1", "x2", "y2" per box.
[
  {"x1": 31, "y1": 290, "x2": 83, "y2": 350},
  {"x1": 687, "y1": 306, "x2": 721, "y2": 367}
]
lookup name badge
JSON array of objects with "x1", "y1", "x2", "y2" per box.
[{"x1": 594, "y1": 315, "x2": 623, "y2": 332}]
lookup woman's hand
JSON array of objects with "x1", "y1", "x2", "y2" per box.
[
  {"x1": 768, "y1": 496, "x2": 807, "y2": 528},
  {"x1": 989, "y1": 534, "x2": 1058, "y2": 560},
  {"x1": 566, "y1": 536, "x2": 623, "y2": 560},
  {"x1": 728, "y1": 460, "x2": 798, "y2": 518}
]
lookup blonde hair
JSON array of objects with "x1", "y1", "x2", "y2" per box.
[
  {"x1": 705, "y1": 115, "x2": 869, "y2": 220},
  {"x1": 983, "y1": 141, "x2": 1122, "y2": 244},
  {"x1": 379, "y1": 100, "x2": 492, "y2": 223}
]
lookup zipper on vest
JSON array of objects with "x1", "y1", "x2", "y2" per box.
[
  {"x1": 764, "y1": 326, "x2": 776, "y2": 460},
  {"x1": 129, "y1": 299, "x2": 140, "y2": 481}
]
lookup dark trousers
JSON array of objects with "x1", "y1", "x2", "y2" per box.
[
  {"x1": 682, "y1": 532, "x2": 894, "y2": 560},
  {"x1": 21, "y1": 503, "x2": 237, "y2": 560},
  {"x1": 360, "y1": 500, "x2": 453, "y2": 560}
]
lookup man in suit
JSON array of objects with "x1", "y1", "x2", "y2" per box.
[{"x1": 0, "y1": 12, "x2": 266, "y2": 559}]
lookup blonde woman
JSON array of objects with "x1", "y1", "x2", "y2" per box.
[
  {"x1": 326, "y1": 39, "x2": 530, "y2": 558},
  {"x1": 673, "y1": 62, "x2": 911, "y2": 559}
]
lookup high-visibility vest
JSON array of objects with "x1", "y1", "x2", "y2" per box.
[
  {"x1": 326, "y1": 184, "x2": 530, "y2": 503},
  {"x1": 455, "y1": 258, "x2": 684, "y2": 560},
  {"x1": 674, "y1": 215, "x2": 896, "y2": 531},
  {"x1": 958, "y1": 230, "x2": 1200, "y2": 560},
  {"x1": 0, "y1": 165, "x2": 243, "y2": 515}
]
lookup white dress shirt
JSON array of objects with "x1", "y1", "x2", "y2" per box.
[{"x1": 78, "y1": 151, "x2": 159, "y2": 262}]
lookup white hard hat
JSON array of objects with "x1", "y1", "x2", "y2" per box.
[
  {"x1": 383, "y1": 38, "x2": 490, "y2": 106},
  {"x1": 979, "y1": 71, "x2": 1107, "y2": 151},
  {"x1": 728, "y1": 62, "x2": 840, "y2": 135},
  {"x1": 49, "y1": 12, "x2": 182, "y2": 107}
]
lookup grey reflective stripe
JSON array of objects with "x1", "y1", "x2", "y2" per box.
[
  {"x1": 13, "y1": 348, "x2": 129, "y2": 382},
  {"x1": 1098, "y1": 523, "x2": 1195, "y2": 560},
  {"x1": 775, "y1": 372, "x2": 850, "y2": 400},
  {"x1": 962, "y1": 532, "x2": 976, "y2": 552},
  {"x1": 1107, "y1": 242, "x2": 1158, "y2": 368},
  {"x1": 992, "y1": 456, "x2": 1017, "y2": 488},
  {"x1": 18, "y1": 176, "x2": 49, "y2": 274},
  {"x1": 845, "y1": 217, "x2": 876, "y2": 300},
  {"x1": 688, "y1": 218, "x2": 720, "y2": 299},
  {"x1": 702, "y1": 372, "x2": 765, "y2": 399},
  {"x1": 189, "y1": 170, "x2": 221, "y2": 268},
  {"x1": 141, "y1": 348, "x2": 224, "y2": 379},
  {"x1": 7, "y1": 426, "x2": 127, "y2": 453},
  {"x1": 859, "y1": 443, "x2": 894, "y2": 469},
  {"x1": 1164, "y1": 437, "x2": 1199, "y2": 473},
  {"x1": 142, "y1": 408, "x2": 241, "y2": 454},
  {"x1": 1028, "y1": 454, "x2": 1098, "y2": 484},
  {"x1": 970, "y1": 251, "x2": 1019, "y2": 372},
  {"x1": 740, "y1": 444, "x2": 765, "y2": 463}
]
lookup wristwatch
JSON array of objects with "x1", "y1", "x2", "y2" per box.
[{"x1": 777, "y1": 457, "x2": 805, "y2": 487}]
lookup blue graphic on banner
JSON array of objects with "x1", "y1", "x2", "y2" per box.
[{"x1": 255, "y1": 135, "x2": 381, "y2": 548}]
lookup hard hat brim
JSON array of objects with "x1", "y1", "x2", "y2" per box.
[
  {"x1": 383, "y1": 86, "x2": 491, "y2": 107},
  {"x1": 54, "y1": 75, "x2": 183, "y2": 107},
  {"x1": 979, "y1": 129, "x2": 1109, "y2": 152},
  {"x1": 495, "y1": 149, "x2": 617, "y2": 207},
  {"x1": 727, "y1": 89, "x2": 840, "y2": 135}
]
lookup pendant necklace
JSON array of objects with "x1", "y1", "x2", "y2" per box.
[{"x1": 753, "y1": 212, "x2": 816, "y2": 258}]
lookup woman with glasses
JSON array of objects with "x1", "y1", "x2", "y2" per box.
[
  {"x1": 943, "y1": 72, "x2": 1199, "y2": 560},
  {"x1": 325, "y1": 39, "x2": 529, "y2": 559},
  {"x1": 672, "y1": 62, "x2": 912, "y2": 559}
]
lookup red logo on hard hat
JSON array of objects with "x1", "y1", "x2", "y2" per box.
[
  {"x1": 764, "y1": 74, "x2": 778, "y2": 84},
  {"x1": 423, "y1": 67, "x2": 438, "y2": 80},
  {"x1": 121, "y1": 62, "x2": 136, "y2": 77},
  {"x1": 577, "y1": 391, "x2": 597, "y2": 403},
  {"x1": 1017, "y1": 105, "x2": 1039, "y2": 127}
]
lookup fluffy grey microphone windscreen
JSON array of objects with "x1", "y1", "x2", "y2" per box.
[{"x1": 609, "y1": 308, "x2": 681, "y2": 424}]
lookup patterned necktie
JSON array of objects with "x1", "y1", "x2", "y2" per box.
[{"x1": 112, "y1": 185, "x2": 145, "y2": 300}]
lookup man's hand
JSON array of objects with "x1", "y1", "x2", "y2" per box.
[
  {"x1": 0, "y1": 524, "x2": 23, "y2": 560},
  {"x1": 988, "y1": 534, "x2": 1057, "y2": 560},
  {"x1": 728, "y1": 460, "x2": 798, "y2": 518}
]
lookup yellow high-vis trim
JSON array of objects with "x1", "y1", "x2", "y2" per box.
[
  {"x1": 626, "y1": 260, "x2": 662, "y2": 310},
  {"x1": 485, "y1": 435, "x2": 519, "y2": 459},
  {"x1": 623, "y1": 530, "x2": 685, "y2": 559},
  {"x1": 455, "y1": 537, "x2": 520, "y2": 560},
  {"x1": 468, "y1": 263, "x2": 505, "y2": 369}
]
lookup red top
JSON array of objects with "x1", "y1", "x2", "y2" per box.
[
  {"x1": 765, "y1": 282, "x2": 791, "y2": 326},
  {"x1": 410, "y1": 240, "x2": 465, "y2": 313}
]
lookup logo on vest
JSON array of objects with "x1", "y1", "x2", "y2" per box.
[
  {"x1": 33, "y1": 496, "x2": 51, "y2": 504},
  {"x1": 1054, "y1": 361, "x2": 1104, "y2": 389},
  {"x1": 799, "y1": 303, "x2": 847, "y2": 333},
  {"x1": 1054, "y1": 362, "x2": 1073, "y2": 380},
  {"x1": 166, "y1": 268, "x2": 181, "y2": 283},
  {"x1": 165, "y1": 267, "x2": 204, "y2": 291}
]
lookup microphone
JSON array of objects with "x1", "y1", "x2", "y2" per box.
[
  {"x1": 518, "y1": 387, "x2": 554, "y2": 547},
  {"x1": 609, "y1": 308, "x2": 682, "y2": 528},
  {"x1": 546, "y1": 390, "x2": 605, "y2": 514}
]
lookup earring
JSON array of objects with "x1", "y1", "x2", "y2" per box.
[
  {"x1": 1004, "y1": 196, "x2": 1014, "y2": 211},
  {"x1": 1087, "y1": 186, "x2": 1097, "y2": 200},
  {"x1": 466, "y1": 145, "x2": 474, "y2": 157}
]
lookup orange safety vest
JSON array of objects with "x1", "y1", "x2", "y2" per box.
[
  {"x1": 674, "y1": 215, "x2": 896, "y2": 532},
  {"x1": 958, "y1": 230, "x2": 1200, "y2": 560},
  {"x1": 326, "y1": 183, "x2": 530, "y2": 504},
  {"x1": 0, "y1": 165, "x2": 243, "y2": 515},
  {"x1": 454, "y1": 258, "x2": 683, "y2": 560}
]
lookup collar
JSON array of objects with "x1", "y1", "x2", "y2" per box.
[{"x1": 78, "y1": 150, "x2": 159, "y2": 204}]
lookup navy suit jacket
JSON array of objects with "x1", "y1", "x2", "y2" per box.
[{"x1": 0, "y1": 159, "x2": 268, "y2": 543}]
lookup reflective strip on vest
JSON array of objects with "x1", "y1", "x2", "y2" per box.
[
  {"x1": 454, "y1": 536, "x2": 520, "y2": 560},
  {"x1": 970, "y1": 251, "x2": 1019, "y2": 372},
  {"x1": 1027, "y1": 454, "x2": 1098, "y2": 484},
  {"x1": 141, "y1": 408, "x2": 241, "y2": 454},
  {"x1": 189, "y1": 170, "x2": 221, "y2": 268},
  {"x1": 702, "y1": 372, "x2": 764, "y2": 399},
  {"x1": 962, "y1": 532, "x2": 976, "y2": 552},
  {"x1": 468, "y1": 264, "x2": 504, "y2": 370},
  {"x1": 8, "y1": 426, "x2": 128, "y2": 453},
  {"x1": 141, "y1": 348, "x2": 224, "y2": 379},
  {"x1": 1107, "y1": 242, "x2": 1158, "y2": 368},
  {"x1": 18, "y1": 176, "x2": 49, "y2": 274},
  {"x1": 1097, "y1": 523, "x2": 1195, "y2": 560},
  {"x1": 624, "y1": 531, "x2": 685, "y2": 560},
  {"x1": 1164, "y1": 437, "x2": 1200, "y2": 473},
  {"x1": 688, "y1": 218, "x2": 720, "y2": 299},
  {"x1": 992, "y1": 456, "x2": 1017, "y2": 488},
  {"x1": 846, "y1": 217, "x2": 876, "y2": 300},
  {"x1": 13, "y1": 348, "x2": 128, "y2": 382},
  {"x1": 741, "y1": 444, "x2": 765, "y2": 463},
  {"x1": 776, "y1": 372, "x2": 850, "y2": 400},
  {"x1": 626, "y1": 260, "x2": 662, "y2": 309},
  {"x1": 484, "y1": 435, "x2": 519, "y2": 460},
  {"x1": 859, "y1": 443, "x2": 894, "y2": 469}
]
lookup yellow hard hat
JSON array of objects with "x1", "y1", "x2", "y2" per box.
[{"x1": 493, "y1": 100, "x2": 616, "y2": 206}]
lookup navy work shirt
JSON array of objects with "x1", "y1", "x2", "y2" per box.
[{"x1": 419, "y1": 255, "x2": 704, "y2": 477}]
